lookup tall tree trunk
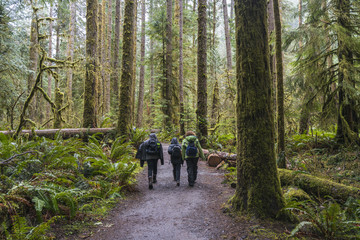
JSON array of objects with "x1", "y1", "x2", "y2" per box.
[
  {"x1": 149, "y1": 0, "x2": 155, "y2": 125},
  {"x1": 105, "y1": 0, "x2": 112, "y2": 114},
  {"x1": 28, "y1": 10, "x2": 39, "y2": 122},
  {"x1": 83, "y1": 0, "x2": 98, "y2": 128},
  {"x1": 179, "y1": 0, "x2": 185, "y2": 135},
  {"x1": 111, "y1": 0, "x2": 121, "y2": 109},
  {"x1": 211, "y1": 79, "x2": 219, "y2": 128},
  {"x1": 117, "y1": 0, "x2": 135, "y2": 137},
  {"x1": 47, "y1": 5, "x2": 53, "y2": 120},
  {"x1": 164, "y1": 0, "x2": 173, "y2": 129},
  {"x1": 55, "y1": 0, "x2": 61, "y2": 89},
  {"x1": 297, "y1": 0, "x2": 310, "y2": 135},
  {"x1": 97, "y1": 3, "x2": 104, "y2": 116},
  {"x1": 131, "y1": 0, "x2": 138, "y2": 127},
  {"x1": 232, "y1": 0, "x2": 286, "y2": 218},
  {"x1": 197, "y1": 0, "x2": 208, "y2": 146},
  {"x1": 273, "y1": 0, "x2": 285, "y2": 168},
  {"x1": 136, "y1": 0, "x2": 146, "y2": 128},
  {"x1": 222, "y1": 0, "x2": 232, "y2": 71},
  {"x1": 66, "y1": 0, "x2": 76, "y2": 124},
  {"x1": 335, "y1": 0, "x2": 357, "y2": 144}
]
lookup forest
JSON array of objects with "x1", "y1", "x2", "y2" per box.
[{"x1": 1, "y1": 0, "x2": 360, "y2": 239}]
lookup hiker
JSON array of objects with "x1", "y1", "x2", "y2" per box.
[
  {"x1": 181, "y1": 131, "x2": 205, "y2": 187},
  {"x1": 168, "y1": 137, "x2": 183, "y2": 186},
  {"x1": 136, "y1": 133, "x2": 164, "y2": 189}
]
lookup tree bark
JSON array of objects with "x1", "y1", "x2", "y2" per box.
[
  {"x1": 111, "y1": 0, "x2": 121, "y2": 110},
  {"x1": 117, "y1": 0, "x2": 135, "y2": 137},
  {"x1": 28, "y1": 10, "x2": 39, "y2": 122},
  {"x1": 197, "y1": 0, "x2": 208, "y2": 146},
  {"x1": 164, "y1": 0, "x2": 173, "y2": 129},
  {"x1": 179, "y1": 0, "x2": 185, "y2": 135},
  {"x1": 105, "y1": 0, "x2": 112, "y2": 114},
  {"x1": 97, "y1": 3, "x2": 104, "y2": 116},
  {"x1": 66, "y1": 0, "x2": 76, "y2": 123},
  {"x1": 232, "y1": 0, "x2": 285, "y2": 219},
  {"x1": 136, "y1": 0, "x2": 146, "y2": 128},
  {"x1": 47, "y1": 5, "x2": 53, "y2": 120},
  {"x1": 83, "y1": 0, "x2": 98, "y2": 128},
  {"x1": 222, "y1": 0, "x2": 232, "y2": 71},
  {"x1": 273, "y1": 0, "x2": 285, "y2": 168}
]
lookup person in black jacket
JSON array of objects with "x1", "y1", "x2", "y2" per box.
[
  {"x1": 136, "y1": 133, "x2": 164, "y2": 189},
  {"x1": 168, "y1": 137, "x2": 183, "y2": 186}
]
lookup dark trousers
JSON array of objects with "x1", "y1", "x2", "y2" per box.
[
  {"x1": 172, "y1": 163, "x2": 181, "y2": 181},
  {"x1": 147, "y1": 159, "x2": 158, "y2": 178},
  {"x1": 186, "y1": 158, "x2": 198, "y2": 185}
]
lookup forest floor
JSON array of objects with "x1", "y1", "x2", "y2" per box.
[{"x1": 69, "y1": 144, "x2": 292, "y2": 240}]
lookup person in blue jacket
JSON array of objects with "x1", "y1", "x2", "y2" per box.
[
  {"x1": 136, "y1": 133, "x2": 164, "y2": 189},
  {"x1": 168, "y1": 137, "x2": 183, "y2": 186}
]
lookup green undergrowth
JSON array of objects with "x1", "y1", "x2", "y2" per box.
[
  {"x1": 0, "y1": 133, "x2": 139, "y2": 239},
  {"x1": 222, "y1": 132, "x2": 360, "y2": 239}
]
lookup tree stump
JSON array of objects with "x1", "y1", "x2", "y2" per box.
[{"x1": 207, "y1": 153, "x2": 222, "y2": 167}]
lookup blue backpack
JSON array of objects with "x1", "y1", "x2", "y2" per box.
[{"x1": 186, "y1": 139, "x2": 197, "y2": 157}]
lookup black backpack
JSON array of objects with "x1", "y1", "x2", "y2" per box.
[
  {"x1": 146, "y1": 139, "x2": 159, "y2": 155},
  {"x1": 171, "y1": 145, "x2": 182, "y2": 159},
  {"x1": 186, "y1": 139, "x2": 198, "y2": 157}
]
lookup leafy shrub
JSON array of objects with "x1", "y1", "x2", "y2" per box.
[{"x1": 285, "y1": 198, "x2": 360, "y2": 239}]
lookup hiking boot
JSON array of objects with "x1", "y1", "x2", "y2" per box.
[
  {"x1": 148, "y1": 177, "x2": 153, "y2": 190},
  {"x1": 153, "y1": 175, "x2": 157, "y2": 183},
  {"x1": 176, "y1": 181, "x2": 180, "y2": 187},
  {"x1": 189, "y1": 182, "x2": 194, "y2": 187}
]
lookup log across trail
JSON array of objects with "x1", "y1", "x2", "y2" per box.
[{"x1": 85, "y1": 144, "x2": 249, "y2": 240}]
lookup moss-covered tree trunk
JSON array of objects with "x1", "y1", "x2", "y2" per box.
[
  {"x1": 53, "y1": 88, "x2": 64, "y2": 128},
  {"x1": 27, "y1": 11, "x2": 39, "y2": 122},
  {"x1": 136, "y1": 0, "x2": 146, "y2": 128},
  {"x1": 66, "y1": 0, "x2": 76, "y2": 123},
  {"x1": 47, "y1": 6, "x2": 53, "y2": 121},
  {"x1": 273, "y1": 0, "x2": 285, "y2": 168},
  {"x1": 179, "y1": 0, "x2": 185, "y2": 135},
  {"x1": 131, "y1": 0, "x2": 138, "y2": 127},
  {"x1": 111, "y1": 0, "x2": 121, "y2": 110},
  {"x1": 197, "y1": 0, "x2": 208, "y2": 146},
  {"x1": 335, "y1": 0, "x2": 358, "y2": 144},
  {"x1": 163, "y1": 0, "x2": 173, "y2": 129},
  {"x1": 232, "y1": 0, "x2": 285, "y2": 219},
  {"x1": 210, "y1": 79, "x2": 219, "y2": 129},
  {"x1": 83, "y1": 0, "x2": 98, "y2": 128},
  {"x1": 117, "y1": 0, "x2": 135, "y2": 137},
  {"x1": 97, "y1": 3, "x2": 104, "y2": 116},
  {"x1": 104, "y1": 0, "x2": 112, "y2": 114}
]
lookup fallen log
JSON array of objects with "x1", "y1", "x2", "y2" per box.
[
  {"x1": 0, "y1": 128, "x2": 115, "y2": 139},
  {"x1": 207, "y1": 153, "x2": 223, "y2": 167},
  {"x1": 278, "y1": 169, "x2": 360, "y2": 202}
]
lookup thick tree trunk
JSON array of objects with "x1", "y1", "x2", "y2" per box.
[
  {"x1": 232, "y1": 0, "x2": 285, "y2": 219},
  {"x1": 197, "y1": 0, "x2": 208, "y2": 146},
  {"x1": 66, "y1": 0, "x2": 76, "y2": 123},
  {"x1": 136, "y1": 0, "x2": 146, "y2": 128},
  {"x1": 83, "y1": 0, "x2": 98, "y2": 128},
  {"x1": 222, "y1": 0, "x2": 232, "y2": 71},
  {"x1": 53, "y1": 88, "x2": 64, "y2": 128},
  {"x1": 55, "y1": 0, "x2": 61, "y2": 89},
  {"x1": 105, "y1": 0, "x2": 112, "y2": 114},
  {"x1": 28, "y1": 12, "x2": 39, "y2": 122},
  {"x1": 47, "y1": 6, "x2": 53, "y2": 120},
  {"x1": 111, "y1": 0, "x2": 121, "y2": 109},
  {"x1": 273, "y1": 0, "x2": 285, "y2": 168},
  {"x1": 97, "y1": 3, "x2": 104, "y2": 116},
  {"x1": 164, "y1": 0, "x2": 173, "y2": 129},
  {"x1": 179, "y1": 0, "x2": 185, "y2": 136},
  {"x1": 131, "y1": 0, "x2": 138, "y2": 127},
  {"x1": 117, "y1": 0, "x2": 135, "y2": 137}
]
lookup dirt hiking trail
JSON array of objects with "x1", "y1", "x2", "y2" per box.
[{"x1": 87, "y1": 144, "x2": 283, "y2": 240}]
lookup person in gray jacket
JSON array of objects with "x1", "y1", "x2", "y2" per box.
[{"x1": 136, "y1": 133, "x2": 164, "y2": 189}]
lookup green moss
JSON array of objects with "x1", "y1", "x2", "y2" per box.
[{"x1": 283, "y1": 186, "x2": 311, "y2": 202}]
